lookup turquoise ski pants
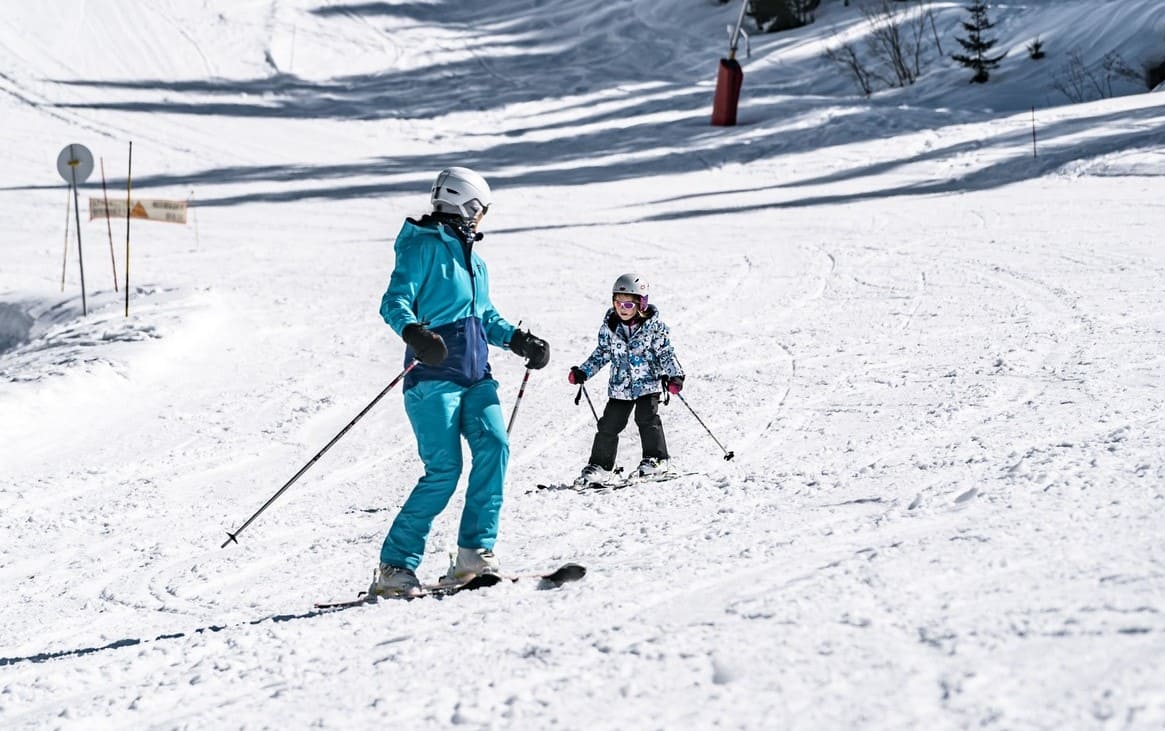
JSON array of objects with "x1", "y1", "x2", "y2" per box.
[{"x1": 379, "y1": 378, "x2": 509, "y2": 570}]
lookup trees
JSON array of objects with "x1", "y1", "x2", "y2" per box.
[
  {"x1": 951, "y1": 1, "x2": 1006, "y2": 83},
  {"x1": 747, "y1": 0, "x2": 821, "y2": 33}
]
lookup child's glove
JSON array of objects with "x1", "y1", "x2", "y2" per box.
[
  {"x1": 568, "y1": 366, "x2": 587, "y2": 385},
  {"x1": 663, "y1": 375, "x2": 684, "y2": 394},
  {"x1": 402, "y1": 323, "x2": 447, "y2": 366}
]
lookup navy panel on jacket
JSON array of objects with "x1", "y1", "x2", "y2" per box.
[{"x1": 403, "y1": 316, "x2": 492, "y2": 390}]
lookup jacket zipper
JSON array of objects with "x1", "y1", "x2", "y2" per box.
[{"x1": 461, "y1": 235, "x2": 479, "y2": 377}]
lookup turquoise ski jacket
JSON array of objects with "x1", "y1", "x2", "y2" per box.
[{"x1": 380, "y1": 218, "x2": 517, "y2": 390}]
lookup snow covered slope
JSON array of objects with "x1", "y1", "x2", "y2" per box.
[{"x1": 2, "y1": 1, "x2": 1164, "y2": 728}]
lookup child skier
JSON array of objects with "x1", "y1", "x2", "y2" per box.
[{"x1": 567, "y1": 273, "x2": 684, "y2": 486}]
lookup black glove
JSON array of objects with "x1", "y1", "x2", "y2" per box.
[
  {"x1": 662, "y1": 375, "x2": 684, "y2": 394},
  {"x1": 510, "y1": 329, "x2": 550, "y2": 370},
  {"x1": 402, "y1": 323, "x2": 447, "y2": 366},
  {"x1": 568, "y1": 366, "x2": 587, "y2": 385}
]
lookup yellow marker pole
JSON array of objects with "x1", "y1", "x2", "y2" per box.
[
  {"x1": 189, "y1": 189, "x2": 200, "y2": 248},
  {"x1": 100, "y1": 158, "x2": 119, "y2": 291}
]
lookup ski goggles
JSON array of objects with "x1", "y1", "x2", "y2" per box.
[{"x1": 464, "y1": 199, "x2": 489, "y2": 219}]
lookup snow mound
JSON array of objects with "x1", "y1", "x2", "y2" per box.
[{"x1": 0, "y1": 302, "x2": 33, "y2": 354}]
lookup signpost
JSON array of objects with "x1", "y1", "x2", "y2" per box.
[{"x1": 56, "y1": 143, "x2": 94, "y2": 315}]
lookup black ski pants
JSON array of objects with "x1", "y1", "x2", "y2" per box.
[{"x1": 588, "y1": 393, "x2": 668, "y2": 470}]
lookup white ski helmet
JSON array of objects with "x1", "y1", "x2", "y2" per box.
[
  {"x1": 612, "y1": 273, "x2": 650, "y2": 306},
  {"x1": 430, "y1": 167, "x2": 492, "y2": 219}
]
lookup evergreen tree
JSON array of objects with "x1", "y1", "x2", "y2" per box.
[{"x1": 951, "y1": 1, "x2": 1006, "y2": 83}]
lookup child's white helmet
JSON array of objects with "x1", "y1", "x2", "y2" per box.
[
  {"x1": 431, "y1": 167, "x2": 492, "y2": 219},
  {"x1": 612, "y1": 273, "x2": 650, "y2": 306}
]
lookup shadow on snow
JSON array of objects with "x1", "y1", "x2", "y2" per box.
[
  {"x1": 6, "y1": 2, "x2": 1162, "y2": 213},
  {"x1": 0, "y1": 606, "x2": 383, "y2": 668}
]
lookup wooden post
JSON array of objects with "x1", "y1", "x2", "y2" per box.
[
  {"x1": 1031, "y1": 107, "x2": 1038, "y2": 158},
  {"x1": 190, "y1": 189, "x2": 200, "y2": 248},
  {"x1": 100, "y1": 158, "x2": 119, "y2": 291},
  {"x1": 61, "y1": 186, "x2": 71, "y2": 292}
]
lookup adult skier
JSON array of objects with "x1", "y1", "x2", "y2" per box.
[{"x1": 370, "y1": 167, "x2": 549, "y2": 597}]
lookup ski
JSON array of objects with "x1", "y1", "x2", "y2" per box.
[
  {"x1": 314, "y1": 596, "x2": 371, "y2": 610},
  {"x1": 313, "y1": 578, "x2": 487, "y2": 610},
  {"x1": 531, "y1": 562, "x2": 587, "y2": 588},
  {"x1": 535, "y1": 471, "x2": 699, "y2": 494},
  {"x1": 586, "y1": 471, "x2": 700, "y2": 492},
  {"x1": 314, "y1": 562, "x2": 585, "y2": 610}
]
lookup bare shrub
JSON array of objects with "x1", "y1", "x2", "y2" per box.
[
  {"x1": 1052, "y1": 51, "x2": 1142, "y2": 103},
  {"x1": 825, "y1": 0, "x2": 940, "y2": 94},
  {"x1": 824, "y1": 42, "x2": 876, "y2": 96},
  {"x1": 1026, "y1": 36, "x2": 1046, "y2": 60}
]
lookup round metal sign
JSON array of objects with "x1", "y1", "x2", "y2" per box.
[{"x1": 56, "y1": 143, "x2": 94, "y2": 184}]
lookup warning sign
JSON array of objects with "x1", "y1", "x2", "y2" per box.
[{"x1": 90, "y1": 198, "x2": 188, "y2": 224}]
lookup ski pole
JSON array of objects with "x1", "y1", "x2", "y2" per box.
[
  {"x1": 575, "y1": 384, "x2": 599, "y2": 423},
  {"x1": 221, "y1": 360, "x2": 419, "y2": 548},
  {"x1": 675, "y1": 391, "x2": 735, "y2": 461},
  {"x1": 506, "y1": 368, "x2": 532, "y2": 435}
]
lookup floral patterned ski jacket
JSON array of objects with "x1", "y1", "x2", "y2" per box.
[{"x1": 578, "y1": 305, "x2": 684, "y2": 401}]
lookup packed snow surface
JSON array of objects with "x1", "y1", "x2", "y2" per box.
[{"x1": 2, "y1": 1, "x2": 1164, "y2": 728}]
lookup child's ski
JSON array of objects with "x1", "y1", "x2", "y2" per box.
[
  {"x1": 585, "y1": 471, "x2": 700, "y2": 492},
  {"x1": 314, "y1": 563, "x2": 585, "y2": 610},
  {"x1": 536, "y1": 471, "x2": 699, "y2": 493}
]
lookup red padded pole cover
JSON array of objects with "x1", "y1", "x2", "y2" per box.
[{"x1": 711, "y1": 58, "x2": 743, "y2": 126}]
